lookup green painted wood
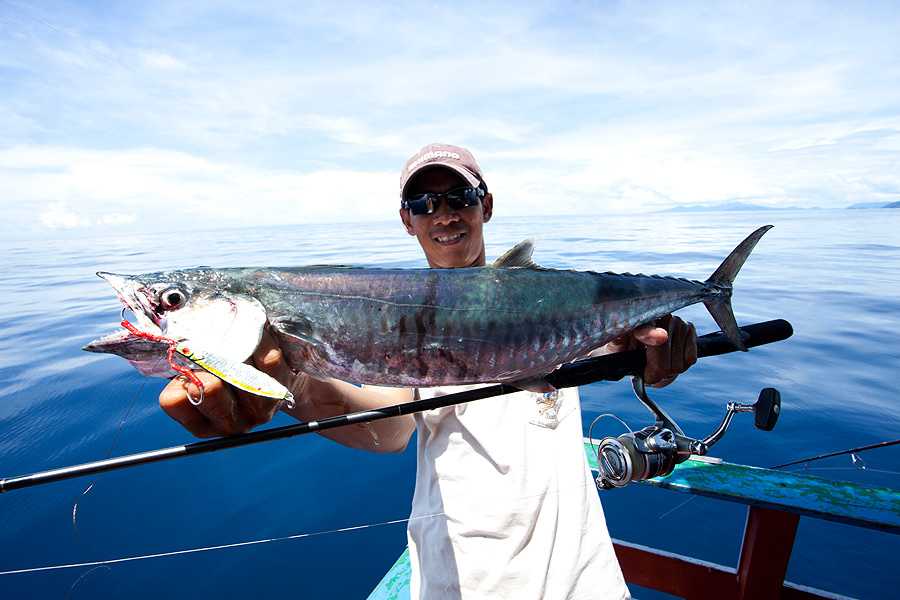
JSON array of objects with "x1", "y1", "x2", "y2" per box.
[
  {"x1": 366, "y1": 546, "x2": 411, "y2": 600},
  {"x1": 584, "y1": 439, "x2": 900, "y2": 534},
  {"x1": 367, "y1": 443, "x2": 900, "y2": 598}
]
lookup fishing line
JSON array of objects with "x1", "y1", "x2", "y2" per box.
[
  {"x1": 0, "y1": 515, "x2": 418, "y2": 576},
  {"x1": 0, "y1": 478, "x2": 597, "y2": 577},
  {"x1": 64, "y1": 566, "x2": 107, "y2": 600},
  {"x1": 587, "y1": 413, "x2": 634, "y2": 466},
  {"x1": 656, "y1": 496, "x2": 697, "y2": 520},
  {"x1": 68, "y1": 363, "x2": 161, "y2": 595}
]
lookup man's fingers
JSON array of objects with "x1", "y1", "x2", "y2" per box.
[
  {"x1": 633, "y1": 314, "x2": 674, "y2": 347},
  {"x1": 645, "y1": 317, "x2": 697, "y2": 387},
  {"x1": 251, "y1": 329, "x2": 292, "y2": 379},
  {"x1": 644, "y1": 339, "x2": 673, "y2": 385},
  {"x1": 160, "y1": 371, "x2": 261, "y2": 437},
  {"x1": 604, "y1": 334, "x2": 632, "y2": 354},
  {"x1": 159, "y1": 375, "x2": 225, "y2": 438}
]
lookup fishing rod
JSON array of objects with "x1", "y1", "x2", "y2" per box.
[
  {"x1": 0, "y1": 319, "x2": 792, "y2": 493},
  {"x1": 771, "y1": 438, "x2": 900, "y2": 470}
]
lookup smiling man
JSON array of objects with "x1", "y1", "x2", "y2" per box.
[
  {"x1": 399, "y1": 145, "x2": 493, "y2": 269},
  {"x1": 159, "y1": 143, "x2": 697, "y2": 599}
]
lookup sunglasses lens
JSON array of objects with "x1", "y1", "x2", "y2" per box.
[
  {"x1": 405, "y1": 188, "x2": 482, "y2": 215},
  {"x1": 407, "y1": 195, "x2": 436, "y2": 215},
  {"x1": 444, "y1": 190, "x2": 469, "y2": 210}
]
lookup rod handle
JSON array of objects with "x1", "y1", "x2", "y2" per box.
[{"x1": 546, "y1": 319, "x2": 793, "y2": 389}]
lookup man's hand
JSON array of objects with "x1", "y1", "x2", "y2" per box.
[
  {"x1": 158, "y1": 330, "x2": 416, "y2": 452},
  {"x1": 604, "y1": 314, "x2": 698, "y2": 387},
  {"x1": 159, "y1": 330, "x2": 300, "y2": 438}
]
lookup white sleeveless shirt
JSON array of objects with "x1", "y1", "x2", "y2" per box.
[{"x1": 407, "y1": 386, "x2": 631, "y2": 599}]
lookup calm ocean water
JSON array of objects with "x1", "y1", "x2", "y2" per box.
[{"x1": 1, "y1": 209, "x2": 898, "y2": 599}]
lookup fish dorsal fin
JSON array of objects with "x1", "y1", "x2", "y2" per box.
[{"x1": 490, "y1": 237, "x2": 541, "y2": 269}]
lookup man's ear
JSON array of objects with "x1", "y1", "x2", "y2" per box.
[
  {"x1": 481, "y1": 193, "x2": 493, "y2": 223},
  {"x1": 399, "y1": 208, "x2": 415, "y2": 235}
]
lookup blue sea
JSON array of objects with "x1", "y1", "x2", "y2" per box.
[{"x1": 1, "y1": 210, "x2": 898, "y2": 599}]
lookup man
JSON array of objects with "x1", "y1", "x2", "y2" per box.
[{"x1": 160, "y1": 143, "x2": 697, "y2": 598}]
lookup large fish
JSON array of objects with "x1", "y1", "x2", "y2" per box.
[{"x1": 84, "y1": 226, "x2": 772, "y2": 393}]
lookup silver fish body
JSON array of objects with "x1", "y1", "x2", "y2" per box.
[{"x1": 84, "y1": 227, "x2": 772, "y2": 392}]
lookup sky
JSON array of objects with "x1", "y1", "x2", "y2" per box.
[{"x1": 1, "y1": 0, "x2": 899, "y2": 238}]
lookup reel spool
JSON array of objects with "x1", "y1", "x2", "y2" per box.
[{"x1": 595, "y1": 430, "x2": 681, "y2": 490}]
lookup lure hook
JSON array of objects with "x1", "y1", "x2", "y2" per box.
[{"x1": 186, "y1": 384, "x2": 204, "y2": 407}]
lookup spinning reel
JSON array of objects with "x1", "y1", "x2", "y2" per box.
[{"x1": 593, "y1": 377, "x2": 781, "y2": 490}]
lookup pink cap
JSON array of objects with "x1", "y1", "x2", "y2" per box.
[{"x1": 400, "y1": 143, "x2": 487, "y2": 201}]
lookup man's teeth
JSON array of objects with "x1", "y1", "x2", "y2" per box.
[{"x1": 436, "y1": 233, "x2": 462, "y2": 243}]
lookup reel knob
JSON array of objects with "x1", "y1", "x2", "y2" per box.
[{"x1": 754, "y1": 388, "x2": 781, "y2": 431}]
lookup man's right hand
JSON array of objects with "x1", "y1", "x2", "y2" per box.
[
  {"x1": 158, "y1": 330, "x2": 417, "y2": 452},
  {"x1": 159, "y1": 330, "x2": 300, "y2": 438}
]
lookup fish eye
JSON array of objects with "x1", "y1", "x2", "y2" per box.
[{"x1": 159, "y1": 287, "x2": 188, "y2": 310}]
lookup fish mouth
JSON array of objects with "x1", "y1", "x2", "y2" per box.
[
  {"x1": 82, "y1": 328, "x2": 170, "y2": 356},
  {"x1": 84, "y1": 272, "x2": 169, "y2": 358},
  {"x1": 96, "y1": 272, "x2": 165, "y2": 334},
  {"x1": 82, "y1": 327, "x2": 182, "y2": 377}
]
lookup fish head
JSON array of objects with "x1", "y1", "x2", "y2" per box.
[{"x1": 84, "y1": 270, "x2": 267, "y2": 376}]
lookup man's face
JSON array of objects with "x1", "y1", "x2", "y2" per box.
[{"x1": 400, "y1": 168, "x2": 493, "y2": 269}]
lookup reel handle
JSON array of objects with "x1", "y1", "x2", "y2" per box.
[
  {"x1": 596, "y1": 386, "x2": 784, "y2": 490},
  {"x1": 754, "y1": 387, "x2": 781, "y2": 431}
]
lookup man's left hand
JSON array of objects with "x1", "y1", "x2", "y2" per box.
[{"x1": 604, "y1": 314, "x2": 698, "y2": 387}]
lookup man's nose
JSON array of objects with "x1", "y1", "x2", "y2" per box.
[{"x1": 430, "y1": 198, "x2": 459, "y2": 224}]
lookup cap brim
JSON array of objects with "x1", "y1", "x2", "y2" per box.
[{"x1": 401, "y1": 164, "x2": 482, "y2": 200}]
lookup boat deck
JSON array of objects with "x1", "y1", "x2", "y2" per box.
[{"x1": 368, "y1": 439, "x2": 900, "y2": 600}]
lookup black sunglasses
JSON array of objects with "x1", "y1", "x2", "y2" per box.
[{"x1": 402, "y1": 186, "x2": 485, "y2": 215}]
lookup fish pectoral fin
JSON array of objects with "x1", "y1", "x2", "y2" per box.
[
  {"x1": 511, "y1": 375, "x2": 557, "y2": 394},
  {"x1": 270, "y1": 319, "x2": 324, "y2": 347}
]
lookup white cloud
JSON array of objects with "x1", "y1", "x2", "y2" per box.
[
  {"x1": 1, "y1": 0, "x2": 899, "y2": 238},
  {"x1": 39, "y1": 201, "x2": 91, "y2": 229},
  {"x1": 97, "y1": 213, "x2": 136, "y2": 226}
]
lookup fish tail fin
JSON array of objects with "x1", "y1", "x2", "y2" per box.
[{"x1": 703, "y1": 225, "x2": 773, "y2": 351}]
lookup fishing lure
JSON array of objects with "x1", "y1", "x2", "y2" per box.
[{"x1": 119, "y1": 317, "x2": 294, "y2": 408}]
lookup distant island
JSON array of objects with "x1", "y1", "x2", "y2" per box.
[
  {"x1": 849, "y1": 201, "x2": 900, "y2": 209},
  {"x1": 661, "y1": 201, "x2": 899, "y2": 212},
  {"x1": 660, "y1": 202, "x2": 814, "y2": 212}
]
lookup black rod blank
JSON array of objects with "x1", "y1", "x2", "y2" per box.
[{"x1": 0, "y1": 319, "x2": 792, "y2": 493}]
